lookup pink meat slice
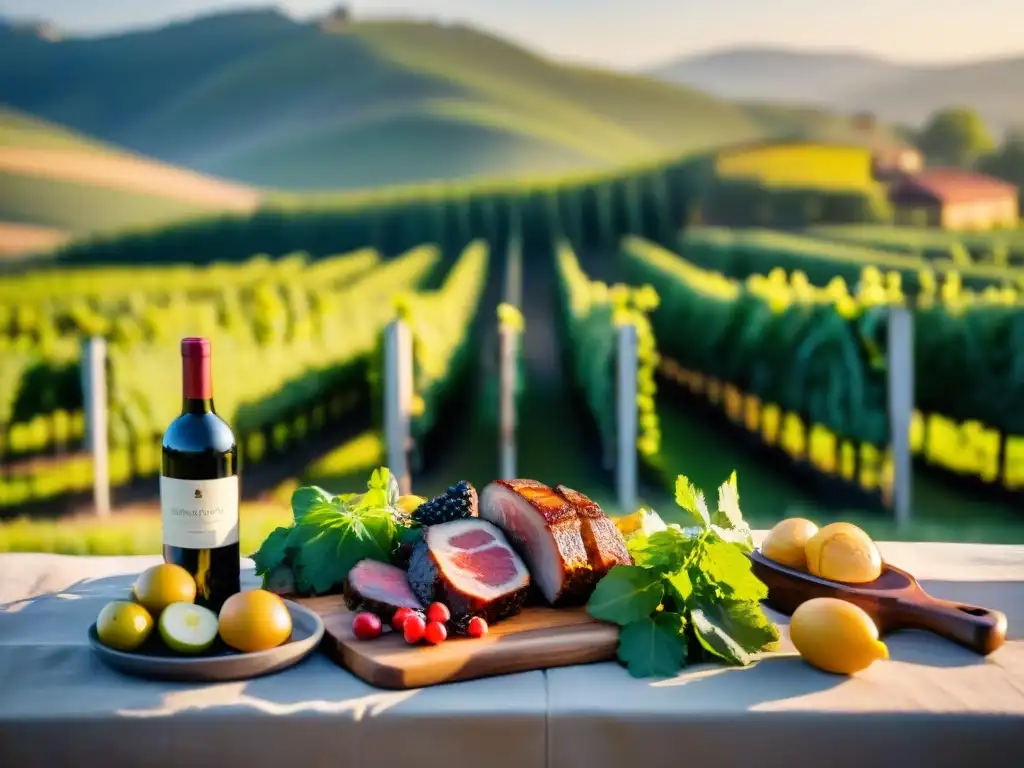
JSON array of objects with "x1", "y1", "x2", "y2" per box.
[
  {"x1": 449, "y1": 529, "x2": 496, "y2": 550},
  {"x1": 479, "y1": 480, "x2": 593, "y2": 605},
  {"x1": 406, "y1": 518, "x2": 531, "y2": 626},
  {"x1": 451, "y1": 546, "x2": 520, "y2": 587}
]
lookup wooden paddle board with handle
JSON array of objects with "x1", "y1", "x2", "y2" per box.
[
  {"x1": 296, "y1": 594, "x2": 619, "y2": 689},
  {"x1": 749, "y1": 550, "x2": 1008, "y2": 655}
]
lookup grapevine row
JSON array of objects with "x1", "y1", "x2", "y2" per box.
[
  {"x1": 0, "y1": 244, "x2": 445, "y2": 508},
  {"x1": 679, "y1": 227, "x2": 1024, "y2": 294},
  {"x1": 809, "y1": 225, "x2": 1024, "y2": 269},
  {"x1": 622, "y1": 236, "x2": 1024, "y2": 493},
  {"x1": 554, "y1": 240, "x2": 661, "y2": 471}
]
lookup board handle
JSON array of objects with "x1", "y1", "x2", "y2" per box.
[{"x1": 890, "y1": 595, "x2": 1008, "y2": 655}]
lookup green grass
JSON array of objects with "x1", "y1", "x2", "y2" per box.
[
  {"x1": 808, "y1": 224, "x2": 1024, "y2": 259},
  {"x1": 4, "y1": 409, "x2": 1023, "y2": 556},
  {"x1": 0, "y1": 502, "x2": 291, "y2": 556},
  {"x1": 654, "y1": 398, "x2": 1024, "y2": 544}
]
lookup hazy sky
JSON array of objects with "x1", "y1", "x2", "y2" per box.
[{"x1": 3, "y1": 0, "x2": 1022, "y2": 69}]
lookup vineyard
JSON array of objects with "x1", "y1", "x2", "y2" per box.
[{"x1": 3, "y1": 138, "x2": 1024, "y2": 548}]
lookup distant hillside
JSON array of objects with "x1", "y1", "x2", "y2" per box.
[
  {"x1": 650, "y1": 48, "x2": 901, "y2": 106},
  {"x1": 739, "y1": 102, "x2": 909, "y2": 147},
  {"x1": 0, "y1": 9, "x2": 764, "y2": 190},
  {"x1": 649, "y1": 47, "x2": 1024, "y2": 133},
  {"x1": 0, "y1": 108, "x2": 259, "y2": 256}
]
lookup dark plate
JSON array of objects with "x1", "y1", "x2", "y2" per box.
[{"x1": 88, "y1": 599, "x2": 325, "y2": 682}]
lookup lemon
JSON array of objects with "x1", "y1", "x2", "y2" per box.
[
  {"x1": 158, "y1": 602, "x2": 220, "y2": 654},
  {"x1": 761, "y1": 518, "x2": 818, "y2": 569},
  {"x1": 804, "y1": 522, "x2": 882, "y2": 583},
  {"x1": 218, "y1": 589, "x2": 293, "y2": 653},
  {"x1": 132, "y1": 563, "x2": 197, "y2": 617},
  {"x1": 96, "y1": 600, "x2": 154, "y2": 652},
  {"x1": 789, "y1": 597, "x2": 888, "y2": 674},
  {"x1": 396, "y1": 495, "x2": 427, "y2": 515}
]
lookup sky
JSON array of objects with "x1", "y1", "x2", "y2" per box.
[{"x1": 2, "y1": 0, "x2": 1023, "y2": 69}]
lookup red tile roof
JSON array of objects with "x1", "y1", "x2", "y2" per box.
[{"x1": 890, "y1": 168, "x2": 1018, "y2": 204}]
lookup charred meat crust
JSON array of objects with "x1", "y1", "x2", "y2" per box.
[
  {"x1": 495, "y1": 479, "x2": 578, "y2": 526},
  {"x1": 405, "y1": 537, "x2": 529, "y2": 626},
  {"x1": 554, "y1": 484, "x2": 633, "y2": 573},
  {"x1": 493, "y1": 479, "x2": 597, "y2": 606}
]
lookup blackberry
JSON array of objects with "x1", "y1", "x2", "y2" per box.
[{"x1": 411, "y1": 480, "x2": 479, "y2": 526}]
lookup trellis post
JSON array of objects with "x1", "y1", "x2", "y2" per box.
[
  {"x1": 81, "y1": 336, "x2": 111, "y2": 518},
  {"x1": 384, "y1": 320, "x2": 414, "y2": 496},
  {"x1": 887, "y1": 306, "x2": 914, "y2": 528},
  {"x1": 616, "y1": 323, "x2": 639, "y2": 514}
]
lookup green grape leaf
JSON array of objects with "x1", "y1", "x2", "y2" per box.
[
  {"x1": 699, "y1": 539, "x2": 769, "y2": 603},
  {"x1": 287, "y1": 500, "x2": 397, "y2": 595},
  {"x1": 366, "y1": 466, "x2": 400, "y2": 509},
  {"x1": 250, "y1": 525, "x2": 292, "y2": 576},
  {"x1": 711, "y1": 472, "x2": 754, "y2": 552},
  {"x1": 675, "y1": 475, "x2": 710, "y2": 529},
  {"x1": 587, "y1": 565, "x2": 665, "y2": 626},
  {"x1": 291, "y1": 485, "x2": 334, "y2": 523},
  {"x1": 629, "y1": 527, "x2": 697, "y2": 572},
  {"x1": 617, "y1": 612, "x2": 688, "y2": 678},
  {"x1": 664, "y1": 567, "x2": 693, "y2": 608},
  {"x1": 691, "y1": 599, "x2": 780, "y2": 665}
]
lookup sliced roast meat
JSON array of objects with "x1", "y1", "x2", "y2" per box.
[
  {"x1": 343, "y1": 559, "x2": 422, "y2": 620},
  {"x1": 555, "y1": 484, "x2": 633, "y2": 578},
  {"x1": 479, "y1": 479, "x2": 597, "y2": 605},
  {"x1": 406, "y1": 518, "x2": 530, "y2": 626}
]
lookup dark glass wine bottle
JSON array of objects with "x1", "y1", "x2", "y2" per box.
[{"x1": 161, "y1": 337, "x2": 240, "y2": 612}]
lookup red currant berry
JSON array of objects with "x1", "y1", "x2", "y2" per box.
[
  {"x1": 466, "y1": 617, "x2": 488, "y2": 638},
  {"x1": 352, "y1": 611, "x2": 382, "y2": 641},
  {"x1": 403, "y1": 613, "x2": 426, "y2": 644},
  {"x1": 424, "y1": 621, "x2": 448, "y2": 645},
  {"x1": 426, "y1": 602, "x2": 451, "y2": 624},
  {"x1": 392, "y1": 606, "x2": 415, "y2": 631}
]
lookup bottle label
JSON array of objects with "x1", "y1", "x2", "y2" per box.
[{"x1": 160, "y1": 476, "x2": 239, "y2": 549}]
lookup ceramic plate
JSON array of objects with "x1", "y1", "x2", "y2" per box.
[{"x1": 88, "y1": 599, "x2": 324, "y2": 682}]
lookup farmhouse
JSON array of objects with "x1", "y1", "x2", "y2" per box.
[{"x1": 888, "y1": 169, "x2": 1020, "y2": 231}]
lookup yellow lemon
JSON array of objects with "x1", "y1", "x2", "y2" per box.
[
  {"x1": 804, "y1": 522, "x2": 882, "y2": 583},
  {"x1": 761, "y1": 518, "x2": 819, "y2": 570},
  {"x1": 132, "y1": 563, "x2": 197, "y2": 617},
  {"x1": 789, "y1": 598, "x2": 888, "y2": 675},
  {"x1": 218, "y1": 589, "x2": 293, "y2": 653},
  {"x1": 96, "y1": 600, "x2": 154, "y2": 652},
  {"x1": 396, "y1": 495, "x2": 427, "y2": 515}
]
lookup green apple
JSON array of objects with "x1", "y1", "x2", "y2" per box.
[{"x1": 158, "y1": 601, "x2": 219, "y2": 654}]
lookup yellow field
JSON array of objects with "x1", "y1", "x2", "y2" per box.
[{"x1": 714, "y1": 141, "x2": 876, "y2": 189}]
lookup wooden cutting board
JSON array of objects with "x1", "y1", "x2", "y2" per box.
[{"x1": 295, "y1": 594, "x2": 620, "y2": 689}]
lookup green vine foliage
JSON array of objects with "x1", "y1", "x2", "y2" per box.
[
  {"x1": 555, "y1": 240, "x2": 662, "y2": 471},
  {"x1": 368, "y1": 240, "x2": 491, "y2": 458}
]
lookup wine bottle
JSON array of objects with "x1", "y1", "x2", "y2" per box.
[{"x1": 161, "y1": 337, "x2": 240, "y2": 611}]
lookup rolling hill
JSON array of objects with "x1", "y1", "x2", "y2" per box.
[
  {"x1": 0, "y1": 9, "x2": 766, "y2": 191},
  {"x1": 649, "y1": 47, "x2": 1024, "y2": 134},
  {"x1": 0, "y1": 108, "x2": 259, "y2": 256}
]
